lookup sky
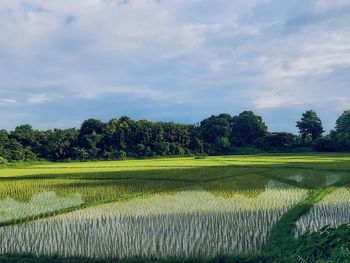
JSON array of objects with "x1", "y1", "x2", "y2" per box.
[{"x1": 0, "y1": 0, "x2": 350, "y2": 133}]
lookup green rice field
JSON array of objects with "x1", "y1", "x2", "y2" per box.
[{"x1": 1, "y1": 153, "x2": 350, "y2": 261}]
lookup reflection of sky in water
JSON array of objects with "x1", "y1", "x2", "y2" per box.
[
  {"x1": 0, "y1": 192, "x2": 84, "y2": 222},
  {"x1": 325, "y1": 174, "x2": 340, "y2": 186},
  {"x1": 288, "y1": 173, "x2": 340, "y2": 186},
  {"x1": 265, "y1": 180, "x2": 295, "y2": 190},
  {"x1": 58, "y1": 180, "x2": 306, "y2": 217},
  {"x1": 0, "y1": 182, "x2": 307, "y2": 258},
  {"x1": 288, "y1": 174, "x2": 303, "y2": 183}
]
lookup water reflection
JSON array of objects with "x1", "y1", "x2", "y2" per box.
[{"x1": 0, "y1": 192, "x2": 84, "y2": 223}]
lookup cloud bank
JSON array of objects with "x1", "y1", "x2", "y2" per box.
[{"x1": 0, "y1": 0, "x2": 349, "y2": 131}]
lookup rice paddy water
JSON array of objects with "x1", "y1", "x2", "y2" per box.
[
  {"x1": 0, "y1": 181, "x2": 307, "y2": 258},
  {"x1": 0, "y1": 154, "x2": 349, "y2": 260}
]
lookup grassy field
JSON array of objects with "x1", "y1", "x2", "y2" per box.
[{"x1": 1, "y1": 153, "x2": 350, "y2": 261}]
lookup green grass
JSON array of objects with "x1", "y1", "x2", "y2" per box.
[
  {"x1": 1, "y1": 153, "x2": 350, "y2": 261},
  {"x1": 264, "y1": 188, "x2": 334, "y2": 253}
]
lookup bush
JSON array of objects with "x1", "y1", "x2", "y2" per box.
[
  {"x1": 312, "y1": 136, "x2": 337, "y2": 152},
  {"x1": 331, "y1": 132, "x2": 350, "y2": 151},
  {"x1": 0, "y1": 156, "x2": 8, "y2": 164},
  {"x1": 290, "y1": 225, "x2": 350, "y2": 262},
  {"x1": 214, "y1": 137, "x2": 231, "y2": 152},
  {"x1": 255, "y1": 132, "x2": 297, "y2": 151},
  {"x1": 194, "y1": 154, "x2": 207, "y2": 159},
  {"x1": 117, "y1": 150, "x2": 127, "y2": 159}
]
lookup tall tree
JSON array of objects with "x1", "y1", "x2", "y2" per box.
[
  {"x1": 42, "y1": 129, "x2": 79, "y2": 161},
  {"x1": 10, "y1": 124, "x2": 37, "y2": 147},
  {"x1": 78, "y1": 119, "x2": 106, "y2": 158},
  {"x1": 335, "y1": 110, "x2": 350, "y2": 134},
  {"x1": 296, "y1": 110, "x2": 324, "y2": 142},
  {"x1": 327, "y1": 110, "x2": 350, "y2": 151},
  {"x1": 231, "y1": 111, "x2": 268, "y2": 145},
  {"x1": 200, "y1": 113, "x2": 233, "y2": 152}
]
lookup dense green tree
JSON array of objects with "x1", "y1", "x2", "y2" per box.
[
  {"x1": 155, "y1": 141, "x2": 170, "y2": 155},
  {"x1": 41, "y1": 129, "x2": 79, "y2": 160},
  {"x1": 231, "y1": 111, "x2": 268, "y2": 145},
  {"x1": 312, "y1": 136, "x2": 337, "y2": 152},
  {"x1": 5, "y1": 109, "x2": 350, "y2": 162},
  {"x1": 2, "y1": 139, "x2": 36, "y2": 161},
  {"x1": 188, "y1": 125, "x2": 204, "y2": 154},
  {"x1": 215, "y1": 137, "x2": 231, "y2": 152},
  {"x1": 80, "y1": 119, "x2": 105, "y2": 135},
  {"x1": 0, "y1": 130, "x2": 9, "y2": 146},
  {"x1": 327, "y1": 111, "x2": 350, "y2": 151},
  {"x1": 256, "y1": 132, "x2": 297, "y2": 150},
  {"x1": 200, "y1": 114, "x2": 232, "y2": 143},
  {"x1": 296, "y1": 110, "x2": 324, "y2": 142},
  {"x1": 99, "y1": 119, "x2": 118, "y2": 158},
  {"x1": 0, "y1": 130, "x2": 10, "y2": 160},
  {"x1": 79, "y1": 119, "x2": 106, "y2": 158},
  {"x1": 335, "y1": 110, "x2": 350, "y2": 134},
  {"x1": 10, "y1": 124, "x2": 37, "y2": 147},
  {"x1": 200, "y1": 113, "x2": 233, "y2": 152},
  {"x1": 0, "y1": 128, "x2": 37, "y2": 161}
]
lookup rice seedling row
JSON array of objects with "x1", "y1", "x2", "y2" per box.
[
  {"x1": 0, "y1": 170, "x2": 277, "y2": 225},
  {"x1": 1, "y1": 154, "x2": 350, "y2": 260},
  {"x1": 295, "y1": 188, "x2": 350, "y2": 238},
  {"x1": 0, "y1": 182, "x2": 308, "y2": 259}
]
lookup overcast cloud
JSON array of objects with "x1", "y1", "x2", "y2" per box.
[{"x1": 0, "y1": 0, "x2": 349, "y2": 132}]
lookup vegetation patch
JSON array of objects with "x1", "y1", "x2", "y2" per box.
[
  {"x1": 0, "y1": 183, "x2": 306, "y2": 259},
  {"x1": 1, "y1": 154, "x2": 350, "y2": 262},
  {"x1": 295, "y1": 188, "x2": 350, "y2": 237}
]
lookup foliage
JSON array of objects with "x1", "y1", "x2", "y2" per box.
[
  {"x1": 296, "y1": 110, "x2": 324, "y2": 143},
  {"x1": 0, "y1": 156, "x2": 8, "y2": 164},
  {"x1": 200, "y1": 113, "x2": 233, "y2": 152},
  {"x1": 199, "y1": 112, "x2": 268, "y2": 153},
  {"x1": 335, "y1": 110, "x2": 350, "y2": 134},
  {"x1": 0, "y1": 111, "x2": 270, "y2": 162},
  {"x1": 1, "y1": 154, "x2": 350, "y2": 261},
  {"x1": 295, "y1": 188, "x2": 350, "y2": 237},
  {"x1": 255, "y1": 132, "x2": 297, "y2": 151},
  {"x1": 231, "y1": 111, "x2": 268, "y2": 146},
  {"x1": 0, "y1": 183, "x2": 306, "y2": 259},
  {"x1": 325, "y1": 110, "x2": 350, "y2": 152},
  {"x1": 0, "y1": 129, "x2": 37, "y2": 162},
  {"x1": 312, "y1": 136, "x2": 337, "y2": 152},
  {"x1": 2, "y1": 109, "x2": 350, "y2": 162},
  {"x1": 291, "y1": 224, "x2": 350, "y2": 262}
]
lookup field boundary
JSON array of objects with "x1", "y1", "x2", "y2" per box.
[
  {"x1": 0, "y1": 163, "x2": 318, "y2": 228},
  {"x1": 0, "y1": 182, "x2": 200, "y2": 227},
  {"x1": 0, "y1": 168, "x2": 260, "y2": 227},
  {"x1": 264, "y1": 167, "x2": 350, "y2": 255},
  {"x1": 263, "y1": 187, "x2": 335, "y2": 256}
]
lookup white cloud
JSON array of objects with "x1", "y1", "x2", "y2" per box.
[
  {"x1": 250, "y1": 16, "x2": 350, "y2": 80},
  {"x1": 0, "y1": 99, "x2": 16, "y2": 106},
  {"x1": 27, "y1": 94, "x2": 53, "y2": 104},
  {"x1": 0, "y1": 0, "x2": 264, "y2": 99},
  {"x1": 0, "y1": 0, "x2": 349, "y2": 130},
  {"x1": 247, "y1": 13, "x2": 350, "y2": 110},
  {"x1": 252, "y1": 90, "x2": 314, "y2": 109},
  {"x1": 315, "y1": 0, "x2": 350, "y2": 11},
  {"x1": 78, "y1": 86, "x2": 185, "y2": 102}
]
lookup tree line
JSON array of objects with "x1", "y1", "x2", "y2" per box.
[{"x1": 1, "y1": 110, "x2": 350, "y2": 162}]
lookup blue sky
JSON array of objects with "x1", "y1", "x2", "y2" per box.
[{"x1": 0, "y1": 0, "x2": 349, "y2": 133}]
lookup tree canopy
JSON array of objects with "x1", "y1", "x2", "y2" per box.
[
  {"x1": 296, "y1": 110, "x2": 324, "y2": 142},
  {"x1": 232, "y1": 111, "x2": 268, "y2": 145},
  {"x1": 1, "y1": 109, "x2": 350, "y2": 162},
  {"x1": 335, "y1": 110, "x2": 350, "y2": 134}
]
